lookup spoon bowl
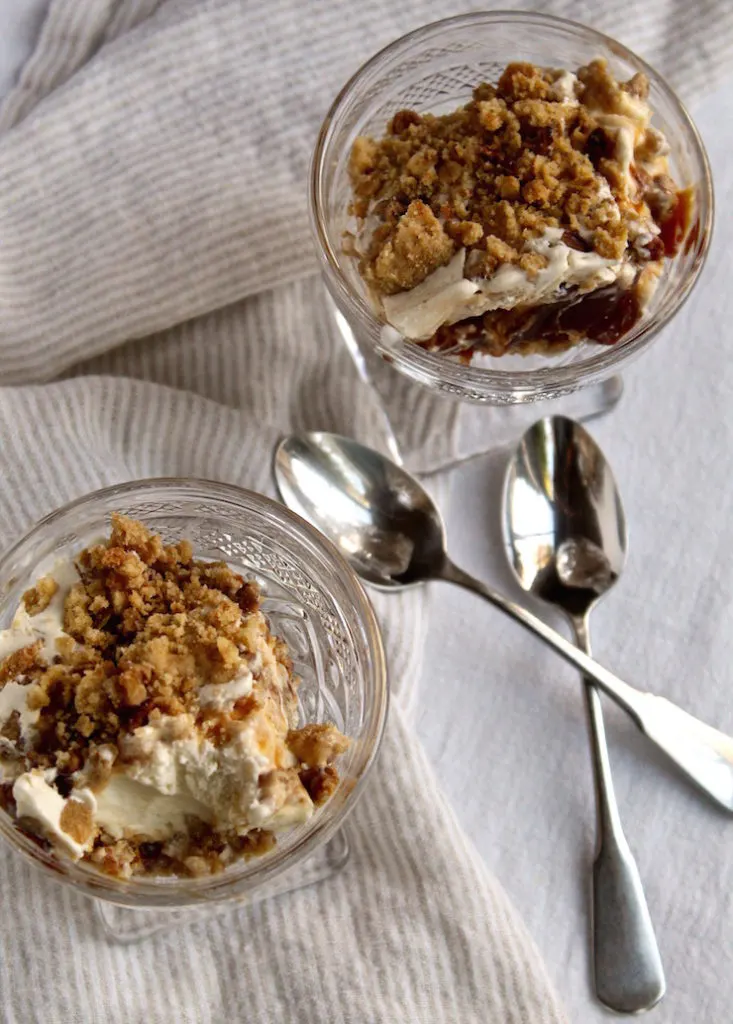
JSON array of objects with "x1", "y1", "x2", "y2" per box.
[
  {"x1": 274, "y1": 432, "x2": 447, "y2": 588},
  {"x1": 503, "y1": 416, "x2": 627, "y2": 619}
]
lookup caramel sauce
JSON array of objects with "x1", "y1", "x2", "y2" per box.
[
  {"x1": 522, "y1": 284, "x2": 642, "y2": 347},
  {"x1": 421, "y1": 281, "x2": 644, "y2": 359},
  {"x1": 659, "y1": 186, "x2": 694, "y2": 257},
  {"x1": 683, "y1": 210, "x2": 704, "y2": 257}
]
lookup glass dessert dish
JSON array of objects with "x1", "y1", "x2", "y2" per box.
[
  {"x1": 0, "y1": 479, "x2": 387, "y2": 940},
  {"x1": 310, "y1": 11, "x2": 713, "y2": 464}
]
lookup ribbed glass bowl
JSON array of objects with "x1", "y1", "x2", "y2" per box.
[
  {"x1": 0, "y1": 479, "x2": 388, "y2": 908},
  {"x1": 310, "y1": 11, "x2": 713, "y2": 405}
]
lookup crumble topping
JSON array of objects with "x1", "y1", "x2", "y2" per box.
[
  {"x1": 0, "y1": 515, "x2": 349, "y2": 879},
  {"x1": 347, "y1": 59, "x2": 691, "y2": 359}
]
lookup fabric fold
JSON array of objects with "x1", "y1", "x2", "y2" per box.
[
  {"x1": 0, "y1": 705, "x2": 567, "y2": 1024},
  {"x1": 1, "y1": 0, "x2": 729, "y2": 388}
]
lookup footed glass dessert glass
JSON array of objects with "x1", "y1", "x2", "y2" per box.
[
  {"x1": 0, "y1": 479, "x2": 388, "y2": 941},
  {"x1": 309, "y1": 11, "x2": 713, "y2": 467}
]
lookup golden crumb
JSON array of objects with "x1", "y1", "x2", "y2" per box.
[
  {"x1": 287, "y1": 723, "x2": 351, "y2": 767},
  {"x1": 299, "y1": 765, "x2": 340, "y2": 807},
  {"x1": 370, "y1": 200, "x2": 454, "y2": 293},
  {"x1": 59, "y1": 799, "x2": 94, "y2": 845},
  {"x1": 445, "y1": 219, "x2": 484, "y2": 247},
  {"x1": 0, "y1": 644, "x2": 41, "y2": 687},
  {"x1": 0, "y1": 711, "x2": 20, "y2": 744},
  {"x1": 22, "y1": 576, "x2": 58, "y2": 616}
]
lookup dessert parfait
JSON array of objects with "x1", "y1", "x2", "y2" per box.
[
  {"x1": 0, "y1": 515, "x2": 349, "y2": 879},
  {"x1": 347, "y1": 58, "x2": 692, "y2": 361}
]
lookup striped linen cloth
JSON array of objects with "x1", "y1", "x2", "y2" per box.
[{"x1": 0, "y1": 2, "x2": 728, "y2": 1021}]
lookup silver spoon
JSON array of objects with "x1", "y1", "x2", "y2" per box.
[
  {"x1": 274, "y1": 430, "x2": 733, "y2": 812},
  {"x1": 503, "y1": 416, "x2": 664, "y2": 1013}
]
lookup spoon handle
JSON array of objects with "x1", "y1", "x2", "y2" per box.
[
  {"x1": 573, "y1": 616, "x2": 665, "y2": 1013},
  {"x1": 439, "y1": 558, "x2": 733, "y2": 811}
]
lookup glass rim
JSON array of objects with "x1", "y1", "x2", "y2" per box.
[
  {"x1": 309, "y1": 9, "x2": 714, "y2": 401},
  {"x1": 0, "y1": 477, "x2": 389, "y2": 907}
]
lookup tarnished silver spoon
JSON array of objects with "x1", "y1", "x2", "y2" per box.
[
  {"x1": 274, "y1": 430, "x2": 733, "y2": 813},
  {"x1": 504, "y1": 416, "x2": 664, "y2": 1013}
]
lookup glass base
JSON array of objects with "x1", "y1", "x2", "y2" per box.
[
  {"x1": 443, "y1": 374, "x2": 623, "y2": 475},
  {"x1": 92, "y1": 829, "x2": 350, "y2": 944},
  {"x1": 325, "y1": 290, "x2": 623, "y2": 474}
]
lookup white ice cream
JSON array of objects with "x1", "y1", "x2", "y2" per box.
[
  {"x1": 0, "y1": 559, "x2": 79, "y2": 665},
  {"x1": 198, "y1": 666, "x2": 253, "y2": 710},
  {"x1": 0, "y1": 680, "x2": 41, "y2": 745},
  {"x1": 93, "y1": 775, "x2": 213, "y2": 842},
  {"x1": 13, "y1": 769, "x2": 96, "y2": 858},
  {"x1": 4, "y1": 680, "x2": 310, "y2": 855},
  {"x1": 0, "y1": 560, "x2": 81, "y2": 754},
  {"x1": 549, "y1": 70, "x2": 578, "y2": 103},
  {"x1": 94, "y1": 711, "x2": 310, "y2": 841},
  {"x1": 382, "y1": 230, "x2": 625, "y2": 341}
]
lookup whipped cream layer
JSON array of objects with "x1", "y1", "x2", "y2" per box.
[
  {"x1": 380, "y1": 231, "x2": 633, "y2": 341},
  {"x1": 13, "y1": 770, "x2": 97, "y2": 858},
  {"x1": 0, "y1": 559, "x2": 79, "y2": 665},
  {"x1": 0, "y1": 559, "x2": 81, "y2": 752}
]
